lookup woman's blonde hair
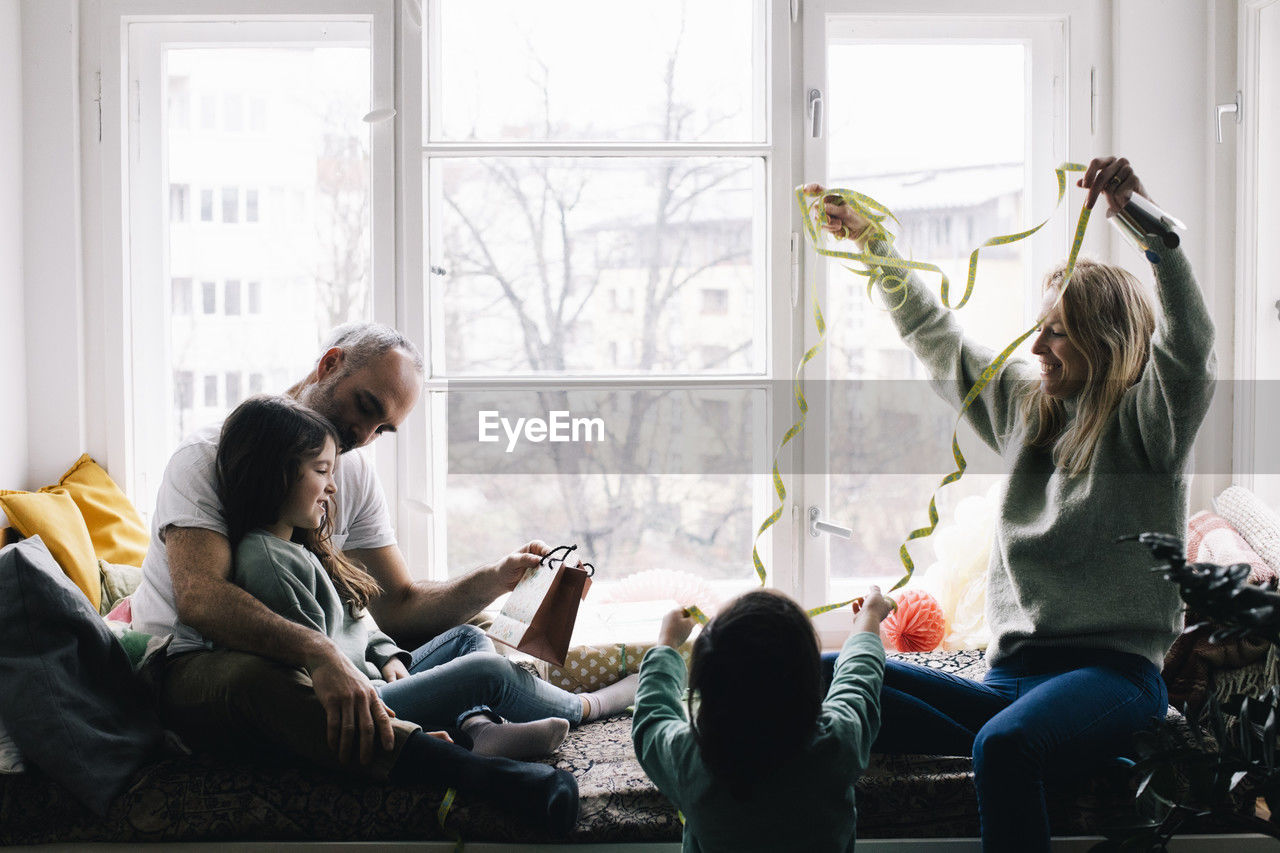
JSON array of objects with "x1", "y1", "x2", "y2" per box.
[{"x1": 1019, "y1": 258, "x2": 1156, "y2": 476}]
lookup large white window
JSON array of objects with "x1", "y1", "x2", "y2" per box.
[
  {"x1": 418, "y1": 0, "x2": 782, "y2": 602},
  {"x1": 124, "y1": 9, "x2": 395, "y2": 517},
  {"x1": 800, "y1": 6, "x2": 1078, "y2": 624},
  {"x1": 112, "y1": 0, "x2": 1106, "y2": 628}
]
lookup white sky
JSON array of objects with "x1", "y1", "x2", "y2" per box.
[
  {"x1": 436, "y1": 0, "x2": 758, "y2": 140},
  {"x1": 828, "y1": 43, "x2": 1026, "y2": 177}
]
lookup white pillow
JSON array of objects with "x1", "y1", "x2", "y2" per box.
[
  {"x1": 1214, "y1": 486, "x2": 1280, "y2": 574},
  {"x1": 0, "y1": 718, "x2": 26, "y2": 774}
]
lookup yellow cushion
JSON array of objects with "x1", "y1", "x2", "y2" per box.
[
  {"x1": 42, "y1": 454, "x2": 148, "y2": 567},
  {"x1": 0, "y1": 488, "x2": 101, "y2": 605}
]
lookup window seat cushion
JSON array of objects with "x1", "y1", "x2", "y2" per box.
[{"x1": 0, "y1": 649, "x2": 1235, "y2": 846}]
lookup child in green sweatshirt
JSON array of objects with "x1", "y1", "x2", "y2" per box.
[{"x1": 632, "y1": 588, "x2": 892, "y2": 852}]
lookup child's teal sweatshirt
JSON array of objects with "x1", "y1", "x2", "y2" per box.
[{"x1": 632, "y1": 632, "x2": 885, "y2": 853}]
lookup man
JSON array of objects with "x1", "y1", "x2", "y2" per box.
[{"x1": 132, "y1": 323, "x2": 546, "y2": 774}]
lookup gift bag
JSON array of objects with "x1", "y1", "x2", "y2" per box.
[{"x1": 486, "y1": 545, "x2": 593, "y2": 666}]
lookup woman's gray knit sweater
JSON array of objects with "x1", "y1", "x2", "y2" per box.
[{"x1": 865, "y1": 238, "x2": 1216, "y2": 667}]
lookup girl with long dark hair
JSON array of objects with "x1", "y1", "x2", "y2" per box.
[
  {"x1": 632, "y1": 588, "x2": 891, "y2": 851},
  {"x1": 212, "y1": 395, "x2": 637, "y2": 832}
]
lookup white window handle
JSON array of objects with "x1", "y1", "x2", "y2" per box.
[
  {"x1": 809, "y1": 506, "x2": 851, "y2": 539},
  {"x1": 1215, "y1": 91, "x2": 1241, "y2": 144},
  {"x1": 808, "y1": 88, "x2": 823, "y2": 139}
]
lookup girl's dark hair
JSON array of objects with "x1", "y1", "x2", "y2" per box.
[
  {"x1": 216, "y1": 394, "x2": 381, "y2": 610},
  {"x1": 687, "y1": 590, "x2": 823, "y2": 801}
]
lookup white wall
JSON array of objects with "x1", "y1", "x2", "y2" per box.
[
  {"x1": 1112, "y1": 0, "x2": 1236, "y2": 511},
  {"x1": 0, "y1": 0, "x2": 28, "y2": 491},
  {"x1": 22, "y1": 0, "x2": 85, "y2": 487}
]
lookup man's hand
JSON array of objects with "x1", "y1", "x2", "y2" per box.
[
  {"x1": 380, "y1": 658, "x2": 410, "y2": 682},
  {"x1": 658, "y1": 608, "x2": 698, "y2": 648},
  {"x1": 495, "y1": 540, "x2": 552, "y2": 592},
  {"x1": 308, "y1": 647, "x2": 396, "y2": 765}
]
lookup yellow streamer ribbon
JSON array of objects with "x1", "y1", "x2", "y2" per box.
[
  {"x1": 437, "y1": 786, "x2": 464, "y2": 852},
  {"x1": 685, "y1": 605, "x2": 710, "y2": 625},
  {"x1": 770, "y1": 162, "x2": 1093, "y2": 599},
  {"x1": 749, "y1": 272, "x2": 828, "y2": 587}
]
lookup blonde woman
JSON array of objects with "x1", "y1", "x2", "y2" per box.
[{"x1": 807, "y1": 156, "x2": 1215, "y2": 852}]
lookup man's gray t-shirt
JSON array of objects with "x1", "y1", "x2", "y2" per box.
[{"x1": 131, "y1": 423, "x2": 397, "y2": 655}]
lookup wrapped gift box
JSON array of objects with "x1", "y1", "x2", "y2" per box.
[{"x1": 534, "y1": 641, "x2": 693, "y2": 693}]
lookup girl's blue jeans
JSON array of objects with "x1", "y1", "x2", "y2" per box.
[
  {"x1": 376, "y1": 624, "x2": 584, "y2": 730},
  {"x1": 823, "y1": 646, "x2": 1167, "y2": 853}
]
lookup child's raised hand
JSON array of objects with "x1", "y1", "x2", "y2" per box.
[
  {"x1": 851, "y1": 585, "x2": 895, "y2": 634},
  {"x1": 658, "y1": 607, "x2": 698, "y2": 648}
]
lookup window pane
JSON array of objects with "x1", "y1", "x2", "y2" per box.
[
  {"x1": 433, "y1": 157, "x2": 762, "y2": 375},
  {"x1": 223, "y1": 93, "x2": 243, "y2": 132},
  {"x1": 432, "y1": 0, "x2": 761, "y2": 142},
  {"x1": 168, "y1": 76, "x2": 190, "y2": 129},
  {"x1": 199, "y1": 94, "x2": 216, "y2": 130},
  {"x1": 225, "y1": 279, "x2": 241, "y2": 315},
  {"x1": 221, "y1": 187, "x2": 239, "y2": 223},
  {"x1": 173, "y1": 370, "x2": 193, "y2": 409},
  {"x1": 249, "y1": 96, "x2": 266, "y2": 132},
  {"x1": 169, "y1": 184, "x2": 189, "y2": 222},
  {"x1": 163, "y1": 41, "x2": 373, "y2": 447},
  {"x1": 823, "y1": 42, "x2": 1028, "y2": 581},
  {"x1": 171, "y1": 277, "x2": 192, "y2": 315},
  {"x1": 442, "y1": 387, "x2": 763, "y2": 585},
  {"x1": 225, "y1": 371, "x2": 242, "y2": 405}
]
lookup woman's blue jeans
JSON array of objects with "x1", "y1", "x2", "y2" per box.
[
  {"x1": 823, "y1": 646, "x2": 1167, "y2": 853},
  {"x1": 376, "y1": 624, "x2": 584, "y2": 731}
]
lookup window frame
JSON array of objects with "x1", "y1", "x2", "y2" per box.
[
  {"x1": 405, "y1": 0, "x2": 797, "y2": 585},
  {"x1": 797, "y1": 0, "x2": 1107, "y2": 641},
  {"x1": 85, "y1": 0, "x2": 1116, "y2": 607},
  {"x1": 96, "y1": 0, "x2": 397, "y2": 519}
]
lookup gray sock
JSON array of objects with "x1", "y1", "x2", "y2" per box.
[
  {"x1": 582, "y1": 673, "x2": 639, "y2": 721},
  {"x1": 461, "y1": 715, "x2": 570, "y2": 760}
]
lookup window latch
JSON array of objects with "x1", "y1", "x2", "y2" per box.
[
  {"x1": 808, "y1": 88, "x2": 823, "y2": 139},
  {"x1": 1216, "y1": 91, "x2": 1241, "y2": 144},
  {"x1": 809, "y1": 506, "x2": 851, "y2": 539}
]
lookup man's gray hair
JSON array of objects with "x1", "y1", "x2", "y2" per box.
[{"x1": 320, "y1": 323, "x2": 425, "y2": 376}]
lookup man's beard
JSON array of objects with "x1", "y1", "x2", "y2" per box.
[{"x1": 300, "y1": 382, "x2": 358, "y2": 453}]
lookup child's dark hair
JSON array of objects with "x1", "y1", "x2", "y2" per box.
[
  {"x1": 216, "y1": 394, "x2": 381, "y2": 610},
  {"x1": 687, "y1": 589, "x2": 823, "y2": 801}
]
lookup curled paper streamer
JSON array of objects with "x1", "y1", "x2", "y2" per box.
[{"x1": 784, "y1": 164, "x2": 1093, "y2": 600}]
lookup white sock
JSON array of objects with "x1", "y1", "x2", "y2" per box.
[
  {"x1": 582, "y1": 673, "x2": 639, "y2": 721},
  {"x1": 461, "y1": 715, "x2": 570, "y2": 760}
]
